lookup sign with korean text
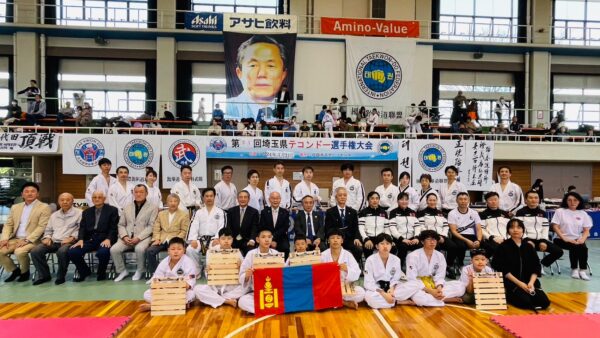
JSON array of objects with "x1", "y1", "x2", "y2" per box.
[
  {"x1": 206, "y1": 136, "x2": 398, "y2": 161},
  {"x1": 0, "y1": 133, "x2": 59, "y2": 153},
  {"x1": 321, "y1": 17, "x2": 419, "y2": 37},
  {"x1": 62, "y1": 134, "x2": 117, "y2": 175},
  {"x1": 223, "y1": 13, "x2": 297, "y2": 33},
  {"x1": 115, "y1": 135, "x2": 161, "y2": 185},
  {"x1": 185, "y1": 12, "x2": 223, "y2": 31},
  {"x1": 161, "y1": 136, "x2": 207, "y2": 189}
]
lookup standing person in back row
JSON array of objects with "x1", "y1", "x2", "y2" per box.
[
  {"x1": 375, "y1": 168, "x2": 400, "y2": 214},
  {"x1": 170, "y1": 165, "x2": 203, "y2": 217},
  {"x1": 292, "y1": 166, "x2": 322, "y2": 210},
  {"x1": 107, "y1": 166, "x2": 134, "y2": 215},
  {"x1": 265, "y1": 161, "x2": 292, "y2": 209},
  {"x1": 330, "y1": 163, "x2": 365, "y2": 211},
  {"x1": 214, "y1": 165, "x2": 238, "y2": 210},
  {"x1": 489, "y1": 166, "x2": 524, "y2": 217},
  {"x1": 85, "y1": 158, "x2": 117, "y2": 207}
]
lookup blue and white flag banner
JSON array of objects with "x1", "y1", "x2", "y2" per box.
[
  {"x1": 115, "y1": 135, "x2": 161, "y2": 185},
  {"x1": 161, "y1": 136, "x2": 207, "y2": 189},
  {"x1": 411, "y1": 139, "x2": 494, "y2": 192},
  {"x1": 62, "y1": 134, "x2": 117, "y2": 175},
  {"x1": 206, "y1": 136, "x2": 398, "y2": 161}
]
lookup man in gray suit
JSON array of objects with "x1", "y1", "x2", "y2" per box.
[
  {"x1": 111, "y1": 184, "x2": 158, "y2": 282},
  {"x1": 294, "y1": 195, "x2": 326, "y2": 251}
]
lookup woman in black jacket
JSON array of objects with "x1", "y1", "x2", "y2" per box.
[{"x1": 492, "y1": 218, "x2": 551, "y2": 310}]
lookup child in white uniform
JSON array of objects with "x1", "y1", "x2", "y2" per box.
[
  {"x1": 456, "y1": 249, "x2": 494, "y2": 304},
  {"x1": 321, "y1": 229, "x2": 365, "y2": 309},
  {"x1": 364, "y1": 233, "x2": 404, "y2": 309},
  {"x1": 194, "y1": 228, "x2": 245, "y2": 308}
]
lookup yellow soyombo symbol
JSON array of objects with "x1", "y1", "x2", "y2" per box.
[{"x1": 259, "y1": 276, "x2": 279, "y2": 310}]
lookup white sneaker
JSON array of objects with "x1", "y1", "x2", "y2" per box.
[
  {"x1": 579, "y1": 270, "x2": 591, "y2": 281},
  {"x1": 132, "y1": 271, "x2": 144, "y2": 281},
  {"x1": 114, "y1": 270, "x2": 129, "y2": 282},
  {"x1": 571, "y1": 268, "x2": 580, "y2": 279},
  {"x1": 541, "y1": 268, "x2": 546, "y2": 276}
]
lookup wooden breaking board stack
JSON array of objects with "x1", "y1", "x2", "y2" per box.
[
  {"x1": 341, "y1": 282, "x2": 356, "y2": 296},
  {"x1": 252, "y1": 252, "x2": 285, "y2": 268},
  {"x1": 207, "y1": 249, "x2": 241, "y2": 286},
  {"x1": 150, "y1": 277, "x2": 187, "y2": 316},
  {"x1": 288, "y1": 250, "x2": 321, "y2": 266},
  {"x1": 473, "y1": 272, "x2": 507, "y2": 310}
]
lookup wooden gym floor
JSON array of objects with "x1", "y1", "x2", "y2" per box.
[{"x1": 0, "y1": 292, "x2": 596, "y2": 338}]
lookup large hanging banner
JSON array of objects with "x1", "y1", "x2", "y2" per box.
[
  {"x1": 115, "y1": 135, "x2": 161, "y2": 184},
  {"x1": 206, "y1": 136, "x2": 397, "y2": 161},
  {"x1": 161, "y1": 136, "x2": 207, "y2": 189},
  {"x1": 345, "y1": 36, "x2": 416, "y2": 122},
  {"x1": 411, "y1": 139, "x2": 494, "y2": 191},
  {"x1": 223, "y1": 13, "x2": 297, "y2": 122},
  {"x1": 62, "y1": 134, "x2": 117, "y2": 175},
  {"x1": 0, "y1": 133, "x2": 59, "y2": 153}
]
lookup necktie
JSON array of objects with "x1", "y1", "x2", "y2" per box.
[
  {"x1": 340, "y1": 209, "x2": 346, "y2": 228},
  {"x1": 272, "y1": 209, "x2": 278, "y2": 225},
  {"x1": 94, "y1": 208, "x2": 101, "y2": 230},
  {"x1": 240, "y1": 208, "x2": 245, "y2": 227},
  {"x1": 307, "y1": 213, "x2": 315, "y2": 240}
]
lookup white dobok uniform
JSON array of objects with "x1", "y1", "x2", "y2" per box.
[
  {"x1": 144, "y1": 255, "x2": 197, "y2": 304},
  {"x1": 321, "y1": 248, "x2": 365, "y2": 304},
  {"x1": 237, "y1": 248, "x2": 280, "y2": 314},
  {"x1": 363, "y1": 253, "x2": 404, "y2": 309},
  {"x1": 194, "y1": 245, "x2": 246, "y2": 308}
]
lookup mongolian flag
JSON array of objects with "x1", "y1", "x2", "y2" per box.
[{"x1": 253, "y1": 262, "x2": 343, "y2": 317}]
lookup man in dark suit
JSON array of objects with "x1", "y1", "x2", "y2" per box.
[
  {"x1": 294, "y1": 195, "x2": 325, "y2": 251},
  {"x1": 260, "y1": 191, "x2": 290, "y2": 256},
  {"x1": 324, "y1": 187, "x2": 363, "y2": 264},
  {"x1": 226, "y1": 190, "x2": 259, "y2": 256},
  {"x1": 276, "y1": 84, "x2": 290, "y2": 119},
  {"x1": 68, "y1": 190, "x2": 119, "y2": 281}
]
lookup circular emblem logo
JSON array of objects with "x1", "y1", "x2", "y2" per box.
[
  {"x1": 378, "y1": 141, "x2": 393, "y2": 155},
  {"x1": 74, "y1": 137, "x2": 106, "y2": 167},
  {"x1": 356, "y1": 52, "x2": 402, "y2": 100},
  {"x1": 387, "y1": 194, "x2": 393, "y2": 199},
  {"x1": 209, "y1": 137, "x2": 228, "y2": 153},
  {"x1": 123, "y1": 139, "x2": 153, "y2": 169},
  {"x1": 418, "y1": 144, "x2": 446, "y2": 172},
  {"x1": 169, "y1": 140, "x2": 199, "y2": 168}
]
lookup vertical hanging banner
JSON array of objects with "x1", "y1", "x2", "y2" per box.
[
  {"x1": 115, "y1": 135, "x2": 161, "y2": 184},
  {"x1": 62, "y1": 134, "x2": 117, "y2": 175},
  {"x1": 161, "y1": 136, "x2": 207, "y2": 189},
  {"x1": 346, "y1": 36, "x2": 416, "y2": 121},
  {"x1": 223, "y1": 13, "x2": 297, "y2": 122},
  {"x1": 411, "y1": 139, "x2": 494, "y2": 192},
  {"x1": 397, "y1": 139, "x2": 412, "y2": 175}
]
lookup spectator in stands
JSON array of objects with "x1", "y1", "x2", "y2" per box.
[
  {"x1": 405, "y1": 115, "x2": 423, "y2": 137},
  {"x1": 317, "y1": 104, "x2": 326, "y2": 122},
  {"x1": 17, "y1": 79, "x2": 40, "y2": 111},
  {"x1": 207, "y1": 119, "x2": 222, "y2": 136},
  {"x1": 76, "y1": 106, "x2": 93, "y2": 127},
  {"x1": 550, "y1": 110, "x2": 565, "y2": 130},
  {"x1": 322, "y1": 109, "x2": 335, "y2": 138},
  {"x1": 367, "y1": 108, "x2": 379, "y2": 132},
  {"x1": 2, "y1": 99, "x2": 22, "y2": 120},
  {"x1": 26, "y1": 94, "x2": 46, "y2": 126},
  {"x1": 337, "y1": 118, "x2": 350, "y2": 135},
  {"x1": 418, "y1": 100, "x2": 429, "y2": 117},
  {"x1": 285, "y1": 102, "x2": 299, "y2": 121},
  {"x1": 467, "y1": 99, "x2": 480, "y2": 127},
  {"x1": 329, "y1": 97, "x2": 339, "y2": 120},
  {"x1": 83, "y1": 102, "x2": 93, "y2": 117},
  {"x1": 544, "y1": 127, "x2": 557, "y2": 142},
  {"x1": 339, "y1": 95, "x2": 348, "y2": 120},
  {"x1": 313, "y1": 121, "x2": 323, "y2": 137},
  {"x1": 223, "y1": 120, "x2": 235, "y2": 136},
  {"x1": 236, "y1": 120, "x2": 246, "y2": 135},
  {"x1": 357, "y1": 106, "x2": 367, "y2": 122},
  {"x1": 57, "y1": 101, "x2": 75, "y2": 126},
  {"x1": 494, "y1": 96, "x2": 509, "y2": 125},
  {"x1": 585, "y1": 128, "x2": 596, "y2": 143},
  {"x1": 275, "y1": 84, "x2": 290, "y2": 119},
  {"x1": 243, "y1": 122, "x2": 257, "y2": 136},
  {"x1": 258, "y1": 121, "x2": 270, "y2": 137},
  {"x1": 451, "y1": 91, "x2": 467, "y2": 129},
  {"x1": 299, "y1": 120, "x2": 311, "y2": 137},
  {"x1": 509, "y1": 116, "x2": 522, "y2": 134},
  {"x1": 557, "y1": 126, "x2": 569, "y2": 141},
  {"x1": 212, "y1": 104, "x2": 224, "y2": 123},
  {"x1": 197, "y1": 97, "x2": 205, "y2": 122},
  {"x1": 464, "y1": 117, "x2": 479, "y2": 134}
]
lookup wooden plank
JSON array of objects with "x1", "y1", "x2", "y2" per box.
[
  {"x1": 207, "y1": 280, "x2": 239, "y2": 285},
  {"x1": 475, "y1": 299, "x2": 507, "y2": 305},
  {"x1": 208, "y1": 269, "x2": 240, "y2": 275},
  {"x1": 151, "y1": 309, "x2": 186, "y2": 316},
  {"x1": 475, "y1": 288, "x2": 506, "y2": 294},
  {"x1": 476, "y1": 304, "x2": 507, "y2": 310}
]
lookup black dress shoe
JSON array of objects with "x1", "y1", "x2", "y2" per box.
[
  {"x1": 4, "y1": 268, "x2": 21, "y2": 282},
  {"x1": 17, "y1": 271, "x2": 31, "y2": 282},
  {"x1": 55, "y1": 277, "x2": 66, "y2": 285},
  {"x1": 33, "y1": 276, "x2": 51, "y2": 285},
  {"x1": 74, "y1": 270, "x2": 90, "y2": 282}
]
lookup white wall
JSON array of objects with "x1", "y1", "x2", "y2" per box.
[{"x1": 412, "y1": 44, "x2": 433, "y2": 106}]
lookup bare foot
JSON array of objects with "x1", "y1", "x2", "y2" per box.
[
  {"x1": 224, "y1": 299, "x2": 238, "y2": 308},
  {"x1": 343, "y1": 300, "x2": 358, "y2": 309},
  {"x1": 444, "y1": 297, "x2": 463, "y2": 304},
  {"x1": 139, "y1": 304, "x2": 151, "y2": 312},
  {"x1": 396, "y1": 300, "x2": 416, "y2": 306}
]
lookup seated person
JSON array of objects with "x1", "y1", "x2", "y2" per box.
[
  {"x1": 395, "y1": 230, "x2": 465, "y2": 307},
  {"x1": 111, "y1": 185, "x2": 159, "y2": 282},
  {"x1": 363, "y1": 233, "x2": 404, "y2": 309},
  {"x1": 492, "y1": 219, "x2": 550, "y2": 310},
  {"x1": 479, "y1": 192, "x2": 510, "y2": 257},
  {"x1": 238, "y1": 227, "x2": 280, "y2": 314},
  {"x1": 147, "y1": 194, "x2": 190, "y2": 273},
  {"x1": 293, "y1": 195, "x2": 325, "y2": 252},
  {"x1": 456, "y1": 248, "x2": 495, "y2": 305},
  {"x1": 321, "y1": 229, "x2": 365, "y2": 309},
  {"x1": 68, "y1": 191, "x2": 119, "y2": 282},
  {"x1": 226, "y1": 190, "x2": 260, "y2": 256},
  {"x1": 358, "y1": 192, "x2": 390, "y2": 258},
  {"x1": 299, "y1": 120, "x2": 311, "y2": 137},
  {"x1": 508, "y1": 116, "x2": 522, "y2": 134},
  {"x1": 207, "y1": 119, "x2": 222, "y2": 136},
  {"x1": 140, "y1": 237, "x2": 197, "y2": 312},
  {"x1": 0, "y1": 182, "x2": 51, "y2": 282},
  {"x1": 448, "y1": 192, "x2": 483, "y2": 268},
  {"x1": 515, "y1": 190, "x2": 563, "y2": 274},
  {"x1": 286, "y1": 234, "x2": 309, "y2": 266},
  {"x1": 259, "y1": 192, "x2": 290, "y2": 257},
  {"x1": 194, "y1": 228, "x2": 245, "y2": 308},
  {"x1": 31, "y1": 192, "x2": 81, "y2": 285},
  {"x1": 388, "y1": 192, "x2": 420, "y2": 269}
]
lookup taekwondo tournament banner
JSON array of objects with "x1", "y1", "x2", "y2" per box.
[
  {"x1": 206, "y1": 136, "x2": 398, "y2": 161},
  {"x1": 161, "y1": 136, "x2": 207, "y2": 189},
  {"x1": 410, "y1": 139, "x2": 495, "y2": 191},
  {"x1": 0, "y1": 133, "x2": 59, "y2": 153},
  {"x1": 223, "y1": 13, "x2": 297, "y2": 122},
  {"x1": 62, "y1": 134, "x2": 117, "y2": 174},
  {"x1": 253, "y1": 262, "x2": 342, "y2": 317},
  {"x1": 345, "y1": 36, "x2": 416, "y2": 122},
  {"x1": 321, "y1": 17, "x2": 419, "y2": 37},
  {"x1": 115, "y1": 135, "x2": 161, "y2": 184}
]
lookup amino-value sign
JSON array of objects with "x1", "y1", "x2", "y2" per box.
[{"x1": 321, "y1": 17, "x2": 419, "y2": 37}]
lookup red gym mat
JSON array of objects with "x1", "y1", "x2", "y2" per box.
[
  {"x1": 0, "y1": 316, "x2": 130, "y2": 338},
  {"x1": 492, "y1": 314, "x2": 600, "y2": 338}
]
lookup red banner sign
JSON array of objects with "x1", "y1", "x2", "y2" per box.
[{"x1": 321, "y1": 17, "x2": 419, "y2": 38}]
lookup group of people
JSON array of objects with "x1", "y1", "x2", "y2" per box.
[{"x1": 0, "y1": 160, "x2": 593, "y2": 313}]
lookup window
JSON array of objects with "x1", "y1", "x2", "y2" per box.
[
  {"x1": 554, "y1": 0, "x2": 600, "y2": 45},
  {"x1": 438, "y1": 0, "x2": 519, "y2": 42},
  {"x1": 192, "y1": 0, "x2": 279, "y2": 14},
  {"x1": 553, "y1": 74, "x2": 600, "y2": 129},
  {"x1": 57, "y1": 0, "x2": 147, "y2": 28},
  {"x1": 193, "y1": 93, "x2": 227, "y2": 121},
  {"x1": 371, "y1": 0, "x2": 386, "y2": 19},
  {"x1": 59, "y1": 90, "x2": 146, "y2": 119},
  {"x1": 0, "y1": 2, "x2": 8, "y2": 23}
]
